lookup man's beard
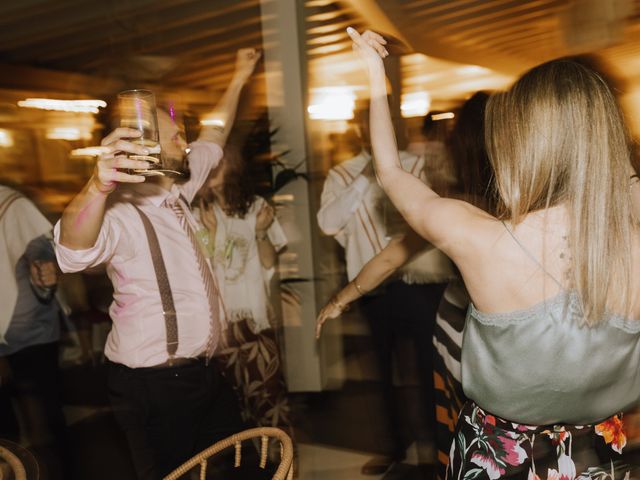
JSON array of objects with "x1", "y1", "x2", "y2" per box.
[{"x1": 162, "y1": 153, "x2": 191, "y2": 181}]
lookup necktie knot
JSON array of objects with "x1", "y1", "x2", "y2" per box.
[
  {"x1": 164, "y1": 197, "x2": 186, "y2": 221},
  {"x1": 163, "y1": 195, "x2": 179, "y2": 208}
]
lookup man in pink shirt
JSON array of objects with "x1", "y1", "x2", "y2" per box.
[{"x1": 54, "y1": 49, "x2": 260, "y2": 479}]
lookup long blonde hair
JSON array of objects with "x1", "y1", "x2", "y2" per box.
[{"x1": 485, "y1": 59, "x2": 634, "y2": 325}]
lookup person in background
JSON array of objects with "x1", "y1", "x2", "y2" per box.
[
  {"x1": 349, "y1": 26, "x2": 638, "y2": 479},
  {"x1": 407, "y1": 111, "x2": 456, "y2": 194},
  {"x1": 317, "y1": 92, "x2": 493, "y2": 479},
  {"x1": 0, "y1": 185, "x2": 70, "y2": 479},
  {"x1": 317, "y1": 107, "x2": 454, "y2": 475},
  {"x1": 194, "y1": 143, "x2": 294, "y2": 442},
  {"x1": 54, "y1": 49, "x2": 260, "y2": 479}
]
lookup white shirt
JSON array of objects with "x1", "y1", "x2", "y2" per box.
[
  {"x1": 54, "y1": 142, "x2": 223, "y2": 368},
  {"x1": 0, "y1": 187, "x2": 53, "y2": 342},
  {"x1": 196, "y1": 196, "x2": 287, "y2": 333},
  {"x1": 317, "y1": 150, "x2": 454, "y2": 284}
]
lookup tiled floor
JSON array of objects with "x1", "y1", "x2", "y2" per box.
[
  {"x1": 297, "y1": 443, "x2": 385, "y2": 479},
  {"x1": 297, "y1": 442, "x2": 434, "y2": 480}
]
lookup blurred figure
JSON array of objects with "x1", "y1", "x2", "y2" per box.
[
  {"x1": 0, "y1": 185, "x2": 70, "y2": 479},
  {"x1": 316, "y1": 92, "x2": 493, "y2": 479},
  {"x1": 54, "y1": 49, "x2": 260, "y2": 479},
  {"x1": 194, "y1": 143, "x2": 294, "y2": 441},
  {"x1": 350, "y1": 26, "x2": 639, "y2": 479},
  {"x1": 317, "y1": 108, "x2": 454, "y2": 475}
]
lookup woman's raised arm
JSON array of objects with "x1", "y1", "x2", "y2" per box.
[{"x1": 346, "y1": 28, "x2": 489, "y2": 256}]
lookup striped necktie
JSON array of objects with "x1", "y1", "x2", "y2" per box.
[{"x1": 165, "y1": 196, "x2": 222, "y2": 358}]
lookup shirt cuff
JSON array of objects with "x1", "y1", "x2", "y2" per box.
[
  {"x1": 53, "y1": 221, "x2": 107, "y2": 273},
  {"x1": 189, "y1": 141, "x2": 223, "y2": 170}
]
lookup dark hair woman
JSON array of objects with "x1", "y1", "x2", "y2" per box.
[{"x1": 195, "y1": 144, "x2": 294, "y2": 443}]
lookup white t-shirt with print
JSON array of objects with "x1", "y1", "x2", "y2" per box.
[{"x1": 199, "y1": 196, "x2": 287, "y2": 333}]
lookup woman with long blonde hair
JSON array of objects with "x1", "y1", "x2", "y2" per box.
[{"x1": 348, "y1": 27, "x2": 640, "y2": 479}]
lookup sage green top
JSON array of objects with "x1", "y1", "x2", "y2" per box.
[{"x1": 461, "y1": 222, "x2": 640, "y2": 425}]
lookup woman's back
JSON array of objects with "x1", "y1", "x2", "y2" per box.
[
  {"x1": 458, "y1": 204, "x2": 640, "y2": 424},
  {"x1": 460, "y1": 204, "x2": 640, "y2": 319}
]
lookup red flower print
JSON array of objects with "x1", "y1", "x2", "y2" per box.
[{"x1": 595, "y1": 415, "x2": 627, "y2": 454}]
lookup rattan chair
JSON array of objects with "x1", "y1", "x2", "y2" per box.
[
  {"x1": 0, "y1": 442, "x2": 28, "y2": 480},
  {"x1": 163, "y1": 427, "x2": 293, "y2": 480}
]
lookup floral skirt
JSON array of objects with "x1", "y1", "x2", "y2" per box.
[
  {"x1": 447, "y1": 402, "x2": 636, "y2": 480},
  {"x1": 214, "y1": 318, "x2": 294, "y2": 439}
]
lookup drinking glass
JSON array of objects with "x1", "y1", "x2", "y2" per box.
[{"x1": 118, "y1": 89, "x2": 180, "y2": 176}]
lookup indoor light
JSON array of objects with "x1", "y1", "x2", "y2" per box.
[
  {"x1": 308, "y1": 87, "x2": 356, "y2": 121},
  {"x1": 401, "y1": 91, "x2": 431, "y2": 118},
  {"x1": 18, "y1": 98, "x2": 106, "y2": 114}
]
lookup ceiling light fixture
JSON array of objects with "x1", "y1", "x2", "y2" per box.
[{"x1": 18, "y1": 98, "x2": 107, "y2": 113}]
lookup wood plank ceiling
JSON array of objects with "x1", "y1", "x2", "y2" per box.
[
  {"x1": 375, "y1": 0, "x2": 640, "y2": 80},
  {"x1": 0, "y1": 0, "x2": 265, "y2": 95},
  {"x1": 1, "y1": 1, "x2": 640, "y2": 106}
]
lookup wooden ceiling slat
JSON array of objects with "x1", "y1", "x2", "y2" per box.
[
  {"x1": 307, "y1": 8, "x2": 353, "y2": 23},
  {"x1": 441, "y1": 8, "x2": 561, "y2": 42},
  {"x1": 405, "y1": 0, "x2": 509, "y2": 23},
  {"x1": 307, "y1": 32, "x2": 350, "y2": 45},
  {"x1": 307, "y1": 19, "x2": 365, "y2": 35},
  {"x1": 0, "y1": 0, "x2": 81, "y2": 27},
  {"x1": 137, "y1": 29, "x2": 265, "y2": 86},
  {"x1": 499, "y1": 38, "x2": 559, "y2": 58},
  {"x1": 25, "y1": 0, "x2": 257, "y2": 63},
  {"x1": 414, "y1": 0, "x2": 562, "y2": 34},
  {"x1": 3, "y1": 0, "x2": 179, "y2": 52},
  {"x1": 161, "y1": 65, "x2": 235, "y2": 88},
  {"x1": 399, "y1": 0, "x2": 471, "y2": 14},
  {"x1": 307, "y1": 41, "x2": 352, "y2": 56},
  {"x1": 449, "y1": 15, "x2": 558, "y2": 46},
  {"x1": 7, "y1": 0, "x2": 195, "y2": 60},
  {"x1": 78, "y1": 15, "x2": 263, "y2": 71},
  {"x1": 166, "y1": 53, "x2": 237, "y2": 79},
  {"x1": 471, "y1": 26, "x2": 558, "y2": 51},
  {"x1": 306, "y1": 0, "x2": 336, "y2": 6},
  {"x1": 148, "y1": 15, "x2": 263, "y2": 57},
  {"x1": 422, "y1": 0, "x2": 561, "y2": 30},
  {"x1": 158, "y1": 28, "x2": 265, "y2": 59},
  {"x1": 168, "y1": 49, "x2": 261, "y2": 85}
]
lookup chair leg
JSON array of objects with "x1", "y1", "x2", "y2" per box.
[{"x1": 260, "y1": 435, "x2": 269, "y2": 469}]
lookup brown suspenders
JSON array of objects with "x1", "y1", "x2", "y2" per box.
[{"x1": 133, "y1": 205, "x2": 179, "y2": 358}]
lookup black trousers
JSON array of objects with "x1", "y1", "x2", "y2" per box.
[
  {"x1": 107, "y1": 358, "x2": 244, "y2": 480},
  {"x1": 0, "y1": 341, "x2": 70, "y2": 480},
  {"x1": 360, "y1": 280, "x2": 447, "y2": 461}
]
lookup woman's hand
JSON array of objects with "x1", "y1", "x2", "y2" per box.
[
  {"x1": 315, "y1": 298, "x2": 347, "y2": 339},
  {"x1": 233, "y1": 48, "x2": 262, "y2": 83},
  {"x1": 91, "y1": 128, "x2": 151, "y2": 194},
  {"x1": 199, "y1": 198, "x2": 218, "y2": 234},
  {"x1": 346, "y1": 27, "x2": 389, "y2": 72},
  {"x1": 256, "y1": 203, "x2": 275, "y2": 233}
]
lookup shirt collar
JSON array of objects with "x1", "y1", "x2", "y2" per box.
[{"x1": 129, "y1": 182, "x2": 181, "y2": 207}]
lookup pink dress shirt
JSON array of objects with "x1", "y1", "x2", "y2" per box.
[{"x1": 54, "y1": 142, "x2": 223, "y2": 368}]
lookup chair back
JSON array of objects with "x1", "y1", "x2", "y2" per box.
[
  {"x1": 163, "y1": 426, "x2": 293, "y2": 480},
  {"x1": 0, "y1": 443, "x2": 28, "y2": 480}
]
